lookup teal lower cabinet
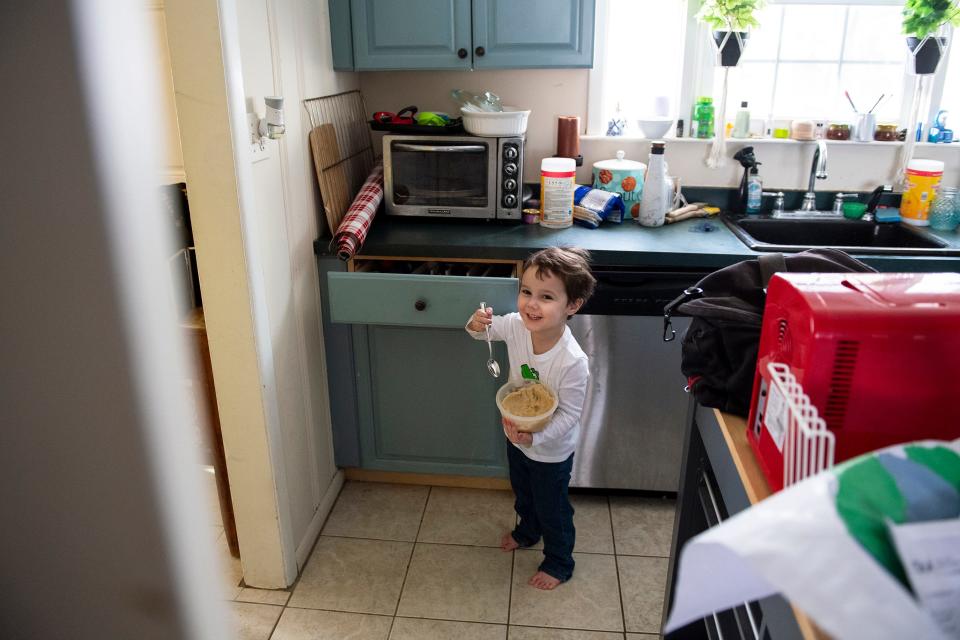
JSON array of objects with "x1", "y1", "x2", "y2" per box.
[
  {"x1": 354, "y1": 325, "x2": 509, "y2": 476},
  {"x1": 323, "y1": 257, "x2": 520, "y2": 477}
]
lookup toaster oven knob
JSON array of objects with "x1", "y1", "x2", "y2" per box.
[
  {"x1": 503, "y1": 145, "x2": 519, "y2": 160},
  {"x1": 503, "y1": 178, "x2": 517, "y2": 192},
  {"x1": 503, "y1": 162, "x2": 518, "y2": 176},
  {"x1": 503, "y1": 194, "x2": 518, "y2": 208}
]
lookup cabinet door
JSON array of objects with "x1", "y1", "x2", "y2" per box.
[
  {"x1": 351, "y1": 0, "x2": 472, "y2": 70},
  {"x1": 356, "y1": 325, "x2": 508, "y2": 476},
  {"x1": 472, "y1": 0, "x2": 595, "y2": 69}
]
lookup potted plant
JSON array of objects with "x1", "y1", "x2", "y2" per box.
[
  {"x1": 696, "y1": 0, "x2": 765, "y2": 66},
  {"x1": 902, "y1": 0, "x2": 960, "y2": 74}
]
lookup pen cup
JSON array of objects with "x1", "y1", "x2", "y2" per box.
[{"x1": 855, "y1": 113, "x2": 876, "y2": 142}]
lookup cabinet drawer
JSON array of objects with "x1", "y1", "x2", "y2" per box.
[{"x1": 328, "y1": 259, "x2": 519, "y2": 327}]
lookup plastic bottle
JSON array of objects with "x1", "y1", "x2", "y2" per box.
[
  {"x1": 692, "y1": 97, "x2": 714, "y2": 139},
  {"x1": 639, "y1": 141, "x2": 668, "y2": 227},
  {"x1": 901, "y1": 159, "x2": 945, "y2": 226},
  {"x1": 732, "y1": 101, "x2": 750, "y2": 138},
  {"x1": 539, "y1": 157, "x2": 576, "y2": 229},
  {"x1": 745, "y1": 166, "x2": 763, "y2": 214}
]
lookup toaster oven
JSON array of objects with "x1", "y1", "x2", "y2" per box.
[
  {"x1": 747, "y1": 272, "x2": 960, "y2": 492},
  {"x1": 382, "y1": 134, "x2": 523, "y2": 220}
]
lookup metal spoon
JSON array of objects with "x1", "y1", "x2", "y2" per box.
[{"x1": 480, "y1": 302, "x2": 500, "y2": 378}]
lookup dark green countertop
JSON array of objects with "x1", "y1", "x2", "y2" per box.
[{"x1": 315, "y1": 216, "x2": 960, "y2": 272}]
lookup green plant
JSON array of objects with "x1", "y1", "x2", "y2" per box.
[
  {"x1": 696, "y1": 0, "x2": 764, "y2": 31},
  {"x1": 902, "y1": 0, "x2": 960, "y2": 38}
]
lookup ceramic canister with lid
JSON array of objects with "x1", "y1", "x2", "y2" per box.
[{"x1": 593, "y1": 150, "x2": 647, "y2": 221}]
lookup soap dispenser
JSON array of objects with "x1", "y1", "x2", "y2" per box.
[
  {"x1": 732, "y1": 146, "x2": 758, "y2": 214},
  {"x1": 746, "y1": 165, "x2": 763, "y2": 214}
]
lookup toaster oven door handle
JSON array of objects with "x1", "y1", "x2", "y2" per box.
[{"x1": 393, "y1": 143, "x2": 486, "y2": 153}]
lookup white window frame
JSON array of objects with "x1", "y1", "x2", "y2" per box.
[{"x1": 587, "y1": 0, "x2": 956, "y2": 139}]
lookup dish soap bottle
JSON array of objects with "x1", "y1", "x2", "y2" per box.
[
  {"x1": 745, "y1": 165, "x2": 763, "y2": 214},
  {"x1": 732, "y1": 101, "x2": 750, "y2": 138},
  {"x1": 639, "y1": 141, "x2": 668, "y2": 227}
]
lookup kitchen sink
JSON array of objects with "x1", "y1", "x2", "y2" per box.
[{"x1": 722, "y1": 215, "x2": 960, "y2": 256}]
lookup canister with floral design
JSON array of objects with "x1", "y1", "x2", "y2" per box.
[{"x1": 592, "y1": 150, "x2": 646, "y2": 221}]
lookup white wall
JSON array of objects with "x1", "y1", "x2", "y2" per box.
[
  {"x1": 233, "y1": 0, "x2": 357, "y2": 570},
  {"x1": 165, "y1": 0, "x2": 356, "y2": 587},
  {"x1": 359, "y1": 69, "x2": 960, "y2": 191}
]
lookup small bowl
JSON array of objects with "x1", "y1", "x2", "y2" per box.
[
  {"x1": 461, "y1": 107, "x2": 531, "y2": 137},
  {"x1": 495, "y1": 380, "x2": 558, "y2": 433},
  {"x1": 635, "y1": 117, "x2": 674, "y2": 139}
]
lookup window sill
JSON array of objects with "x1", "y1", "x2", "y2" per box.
[{"x1": 580, "y1": 135, "x2": 958, "y2": 148}]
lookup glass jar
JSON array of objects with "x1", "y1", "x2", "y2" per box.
[
  {"x1": 826, "y1": 123, "x2": 851, "y2": 140},
  {"x1": 929, "y1": 187, "x2": 959, "y2": 231},
  {"x1": 874, "y1": 124, "x2": 898, "y2": 141}
]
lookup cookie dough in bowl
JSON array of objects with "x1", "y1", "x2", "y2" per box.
[{"x1": 496, "y1": 380, "x2": 559, "y2": 433}]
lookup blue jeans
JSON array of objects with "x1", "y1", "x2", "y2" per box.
[{"x1": 507, "y1": 442, "x2": 576, "y2": 582}]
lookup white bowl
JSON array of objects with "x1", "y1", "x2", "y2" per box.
[
  {"x1": 462, "y1": 107, "x2": 531, "y2": 137},
  {"x1": 495, "y1": 380, "x2": 558, "y2": 433},
  {"x1": 636, "y1": 117, "x2": 674, "y2": 139}
]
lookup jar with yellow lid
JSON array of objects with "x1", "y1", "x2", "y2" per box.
[{"x1": 874, "y1": 124, "x2": 898, "y2": 141}]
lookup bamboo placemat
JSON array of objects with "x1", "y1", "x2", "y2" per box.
[{"x1": 304, "y1": 90, "x2": 376, "y2": 235}]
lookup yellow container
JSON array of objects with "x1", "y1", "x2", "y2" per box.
[{"x1": 901, "y1": 159, "x2": 944, "y2": 226}]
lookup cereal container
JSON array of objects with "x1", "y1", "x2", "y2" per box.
[
  {"x1": 901, "y1": 159, "x2": 944, "y2": 226},
  {"x1": 592, "y1": 150, "x2": 647, "y2": 221}
]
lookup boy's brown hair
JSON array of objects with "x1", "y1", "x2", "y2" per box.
[{"x1": 521, "y1": 246, "x2": 596, "y2": 309}]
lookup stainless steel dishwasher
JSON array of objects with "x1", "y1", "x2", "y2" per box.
[{"x1": 568, "y1": 268, "x2": 710, "y2": 492}]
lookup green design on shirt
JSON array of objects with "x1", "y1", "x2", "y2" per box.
[{"x1": 520, "y1": 364, "x2": 539, "y2": 380}]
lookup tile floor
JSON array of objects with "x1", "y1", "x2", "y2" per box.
[{"x1": 217, "y1": 481, "x2": 676, "y2": 640}]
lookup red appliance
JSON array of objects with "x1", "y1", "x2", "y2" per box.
[{"x1": 746, "y1": 272, "x2": 960, "y2": 492}]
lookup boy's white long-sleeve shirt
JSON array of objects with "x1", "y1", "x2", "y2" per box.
[{"x1": 467, "y1": 312, "x2": 589, "y2": 463}]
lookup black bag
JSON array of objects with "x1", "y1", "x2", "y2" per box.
[{"x1": 662, "y1": 249, "x2": 876, "y2": 417}]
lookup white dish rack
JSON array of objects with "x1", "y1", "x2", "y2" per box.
[{"x1": 766, "y1": 362, "x2": 836, "y2": 488}]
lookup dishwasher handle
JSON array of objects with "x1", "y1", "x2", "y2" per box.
[{"x1": 662, "y1": 286, "x2": 703, "y2": 342}]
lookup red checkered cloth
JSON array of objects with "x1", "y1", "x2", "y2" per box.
[{"x1": 334, "y1": 162, "x2": 384, "y2": 261}]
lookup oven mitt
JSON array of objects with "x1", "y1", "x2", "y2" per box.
[{"x1": 414, "y1": 111, "x2": 451, "y2": 127}]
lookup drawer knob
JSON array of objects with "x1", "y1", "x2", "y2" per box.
[
  {"x1": 457, "y1": 48, "x2": 468, "y2": 59},
  {"x1": 414, "y1": 299, "x2": 427, "y2": 311},
  {"x1": 475, "y1": 46, "x2": 485, "y2": 57}
]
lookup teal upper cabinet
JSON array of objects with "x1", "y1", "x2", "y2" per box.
[
  {"x1": 472, "y1": 0, "x2": 594, "y2": 69},
  {"x1": 330, "y1": 0, "x2": 595, "y2": 71},
  {"x1": 349, "y1": 0, "x2": 472, "y2": 70}
]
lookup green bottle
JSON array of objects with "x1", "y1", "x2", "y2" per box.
[{"x1": 693, "y1": 97, "x2": 715, "y2": 139}]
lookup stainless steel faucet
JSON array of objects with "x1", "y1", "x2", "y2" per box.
[{"x1": 799, "y1": 139, "x2": 828, "y2": 212}]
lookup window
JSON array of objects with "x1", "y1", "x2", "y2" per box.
[
  {"x1": 588, "y1": 0, "x2": 687, "y2": 134},
  {"x1": 717, "y1": 3, "x2": 906, "y2": 123},
  {"x1": 589, "y1": 0, "x2": 955, "y2": 137},
  {"x1": 937, "y1": 37, "x2": 959, "y2": 131}
]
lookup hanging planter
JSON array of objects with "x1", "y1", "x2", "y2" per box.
[
  {"x1": 713, "y1": 31, "x2": 750, "y2": 67},
  {"x1": 902, "y1": 0, "x2": 960, "y2": 74},
  {"x1": 906, "y1": 36, "x2": 948, "y2": 74}
]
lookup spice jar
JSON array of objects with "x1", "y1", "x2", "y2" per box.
[
  {"x1": 826, "y1": 123, "x2": 851, "y2": 140},
  {"x1": 874, "y1": 124, "x2": 898, "y2": 141}
]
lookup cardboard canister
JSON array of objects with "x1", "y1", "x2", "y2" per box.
[
  {"x1": 901, "y1": 159, "x2": 944, "y2": 226},
  {"x1": 592, "y1": 150, "x2": 646, "y2": 220}
]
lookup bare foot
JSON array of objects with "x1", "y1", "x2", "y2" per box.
[
  {"x1": 500, "y1": 532, "x2": 520, "y2": 551},
  {"x1": 528, "y1": 571, "x2": 561, "y2": 590}
]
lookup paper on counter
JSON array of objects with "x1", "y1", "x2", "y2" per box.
[{"x1": 888, "y1": 517, "x2": 960, "y2": 639}]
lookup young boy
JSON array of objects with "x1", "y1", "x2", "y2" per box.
[{"x1": 466, "y1": 246, "x2": 596, "y2": 590}]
